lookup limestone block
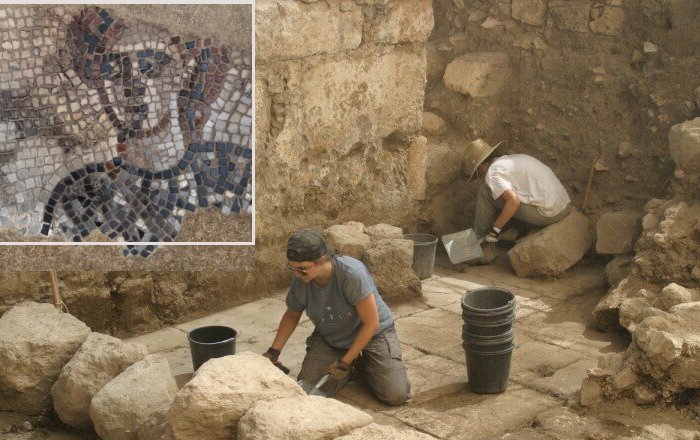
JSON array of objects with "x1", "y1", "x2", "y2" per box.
[
  {"x1": 604, "y1": 255, "x2": 633, "y2": 288},
  {"x1": 507, "y1": 208, "x2": 593, "y2": 278},
  {"x1": 595, "y1": 211, "x2": 642, "y2": 255},
  {"x1": 297, "y1": 47, "x2": 425, "y2": 152},
  {"x1": 0, "y1": 302, "x2": 90, "y2": 415},
  {"x1": 612, "y1": 367, "x2": 638, "y2": 391},
  {"x1": 237, "y1": 395, "x2": 373, "y2": 440},
  {"x1": 579, "y1": 378, "x2": 603, "y2": 407},
  {"x1": 255, "y1": 1, "x2": 363, "y2": 63},
  {"x1": 619, "y1": 297, "x2": 652, "y2": 331},
  {"x1": 655, "y1": 283, "x2": 694, "y2": 311},
  {"x1": 324, "y1": 224, "x2": 372, "y2": 260},
  {"x1": 633, "y1": 317, "x2": 683, "y2": 371},
  {"x1": 166, "y1": 352, "x2": 305, "y2": 440},
  {"x1": 337, "y1": 423, "x2": 437, "y2": 439},
  {"x1": 548, "y1": 0, "x2": 591, "y2": 33},
  {"x1": 443, "y1": 53, "x2": 511, "y2": 98},
  {"x1": 407, "y1": 136, "x2": 428, "y2": 200},
  {"x1": 136, "y1": 403, "x2": 170, "y2": 440},
  {"x1": 669, "y1": 118, "x2": 700, "y2": 173},
  {"x1": 52, "y1": 333, "x2": 149, "y2": 429},
  {"x1": 370, "y1": 0, "x2": 434, "y2": 45},
  {"x1": 421, "y1": 112, "x2": 447, "y2": 136},
  {"x1": 511, "y1": 0, "x2": 547, "y2": 25},
  {"x1": 426, "y1": 144, "x2": 462, "y2": 186},
  {"x1": 364, "y1": 239, "x2": 414, "y2": 269},
  {"x1": 364, "y1": 239, "x2": 422, "y2": 300},
  {"x1": 589, "y1": 5, "x2": 625, "y2": 35},
  {"x1": 365, "y1": 223, "x2": 404, "y2": 241},
  {"x1": 90, "y1": 355, "x2": 177, "y2": 440}
]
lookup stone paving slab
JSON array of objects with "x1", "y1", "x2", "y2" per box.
[
  {"x1": 517, "y1": 357, "x2": 598, "y2": 398},
  {"x1": 393, "y1": 386, "x2": 560, "y2": 439},
  {"x1": 127, "y1": 325, "x2": 188, "y2": 353}
]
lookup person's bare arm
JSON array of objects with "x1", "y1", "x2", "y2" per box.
[
  {"x1": 494, "y1": 188, "x2": 520, "y2": 229},
  {"x1": 340, "y1": 294, "x2": 379, "y2": 365},
  {"x1": 271, "y1": 309, "x2": 303, "y2": 351}
]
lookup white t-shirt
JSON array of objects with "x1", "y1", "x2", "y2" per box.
[{"x1": 485, "y1": 154, "x2": 571, "y2": 217}]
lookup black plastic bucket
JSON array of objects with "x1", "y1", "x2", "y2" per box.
[
  {"x1": 404, "y1": 233, "x2": 438, "y2": 280},
  {"x1": 462, "y1": 328, "x2": 514, "y2": 350},
  {"x1": 462, "y1": 312, "x2": 515, "y2": 336},
  {"x1": 187, "y1": 325, "x2": 237, "y2": 371},
  {"x1": 461, "y1": 287, "x2": 516, "y2": 316},
  {"x1": 464, "y1": 345, "x2": 514, "y2": 394}
]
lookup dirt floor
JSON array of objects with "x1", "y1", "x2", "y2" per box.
[{"x1": 4, "y1": 250, "x2": 698, "y2": 439}]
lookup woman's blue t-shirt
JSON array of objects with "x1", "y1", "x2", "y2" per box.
[{"x1": 286, "y1": 255, "x2": 394, "y2": 349}]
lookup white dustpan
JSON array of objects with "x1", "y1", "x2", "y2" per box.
[{"x1": 442, "y1": 228, "x2": 483, "y2": 264}]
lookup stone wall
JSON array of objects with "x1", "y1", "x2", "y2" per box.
[{"x1": 421, "y1": 0, "x2": 700, "y2": 236}]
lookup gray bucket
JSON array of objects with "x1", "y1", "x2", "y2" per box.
[
  {"x1": 188, "y1": 325, "x2": 237, "y2": 371},
  {"x1": 404, "y1": 233, "x2": 438, "y2": 279}
]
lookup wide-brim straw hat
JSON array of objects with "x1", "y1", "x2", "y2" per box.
[{"x1": 464, "y1": 139, "x2": 505, "y2": 181}]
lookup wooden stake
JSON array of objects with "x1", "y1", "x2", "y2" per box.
[
  {"x1": 49, "y1": 271, "x2": 62, "y2": 310},
  {"x1": 582, "y1": 155, "x2": 599, "y2": 210}
]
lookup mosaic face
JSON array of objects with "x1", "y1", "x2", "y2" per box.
[{"x1": 0, "y1": 6, "x2": 252, "y2": 257}]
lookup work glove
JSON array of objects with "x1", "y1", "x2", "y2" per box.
[
  {"x1": 263, "y1": 347, "x2": 290, "y2": 374},
  {"x1": 484, "y1": 226, "x2": 501, "y2": 243},
  {"x1": 327, "y1": 359, "x2": 353, "y2": 381}
]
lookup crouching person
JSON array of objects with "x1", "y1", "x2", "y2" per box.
[{"x1": 263, "y1": 228, "x2": 412, "y2": 406}]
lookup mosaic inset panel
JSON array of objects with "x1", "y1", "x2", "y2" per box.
[{"x1": 0, "y1": 6, "x2": 252, "y2": 257}]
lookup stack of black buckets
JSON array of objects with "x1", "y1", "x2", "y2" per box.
[{"x1": 461, "y1": 287, "x2": 516, "y2": 394}]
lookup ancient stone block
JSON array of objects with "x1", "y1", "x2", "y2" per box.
[
  {"x1": 589, "y1": 5, "x2": 625, "y2": 35},
  {"x1": 596, "y1": 211, "x2": 642, "y2": 255},
  {"x1": 0, "y1": 302, "x2": 90, "y2": 415},
  {"x1": 297, "y1": 47, "x2": 425, "y2": 151},
  {"x1": 669, "y1": 118, "x2": 700, "y2": 173},
  {"x1": 166, "y1": 353, "x2": 305, "y2": 440},
  {"x1": 426, "y1": 143, "x2": 462, "y2": 186},
  {"x1": 255, "y1": 1, "x2": 363, "y2": 63},
  {"x1": 52, "y1": 333, "x2": 149, "y2": 429},
  {"x1": 237, "y1": 395, "x2": 373, "y2": 440},
  {"x1": 511, "y1": 0, "x2": 547, "y2": 26},
  {"x1": 337, "y1": 423, "x2": 437, "y2": 439},
  {"x1": 507, "y1": 208, "x2": 593, "y2": 278},
  {"x1": 364, "y1": 239, "x2": 422, "y2": 301},
  {"x1": 324, "y1": 224, "x2": 372, "y2": 260},
  {"x1": 612, "y1": 366, "x2": 638, "y2": 391},
  {"x1": 90, "y1": 354, "x2": 177, "y2": 440},
  {"x1": 370, "y1": 0, "x2": 434, "y2": 45},
  {"x1": 548, "y1": 0, "x2": 591, "y2": 33},
  {"x1": 421, "y1": 112, "x2": 447, "y2": 136},
  {"x1": 443, "y1": 53, "x2": 511, "y2": 98},
  {"x1": 407, "y1": 136, "x2": 428, "y2": 200},
  {"x1": 364, "y1": 223, "x2": 404, "y2": 241},
  {"x1": 364, "y1": 239, "x2": 414, "y2": 270}
]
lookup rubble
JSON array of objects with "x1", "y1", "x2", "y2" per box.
[
  {"x1": 669, "y1": 117, "x2": 700, "y2": 173},
  {"x1": 90, "y1": 355, "x2": 177, "y2": 440},
  {"x1": 0, "y1": 302, "x2": 90, "y2": 415},
  {"x1": 595, "y1": 211, "x2": 642, "y2": 255},
  {"x1": 604, "y1": 255, "x2": 634, "y2": 287},
  {"x1": 52, "y1": 332, "x2": 149, "y2": 429},
  {"x1": 165, "y1": 352, "x2": 305, "y2": 440},
  {"x1": 237, "y1": 395, "x2": 373, "y2": 439},
  {"x1": 507, "y1": 208, "x2": 593, "y2": 278},
  {"x1": 511, "y1": 0, "x2": 547, "y2": 26},
  {"x1": 426, "y1": 143, "x2": 462, "y2": 186}
]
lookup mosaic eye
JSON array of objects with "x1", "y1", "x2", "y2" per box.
[{"x1": 138, "y1": 59, "x2": 159, "y2": 78}]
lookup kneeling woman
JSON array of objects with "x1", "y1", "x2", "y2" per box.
[{"x1": 263, "y1": 229, "x2": 412, "y2": 405}]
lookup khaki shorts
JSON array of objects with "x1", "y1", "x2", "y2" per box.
[{"x1": 298, "y1": 324, "x2": 412, "y2": 406}]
